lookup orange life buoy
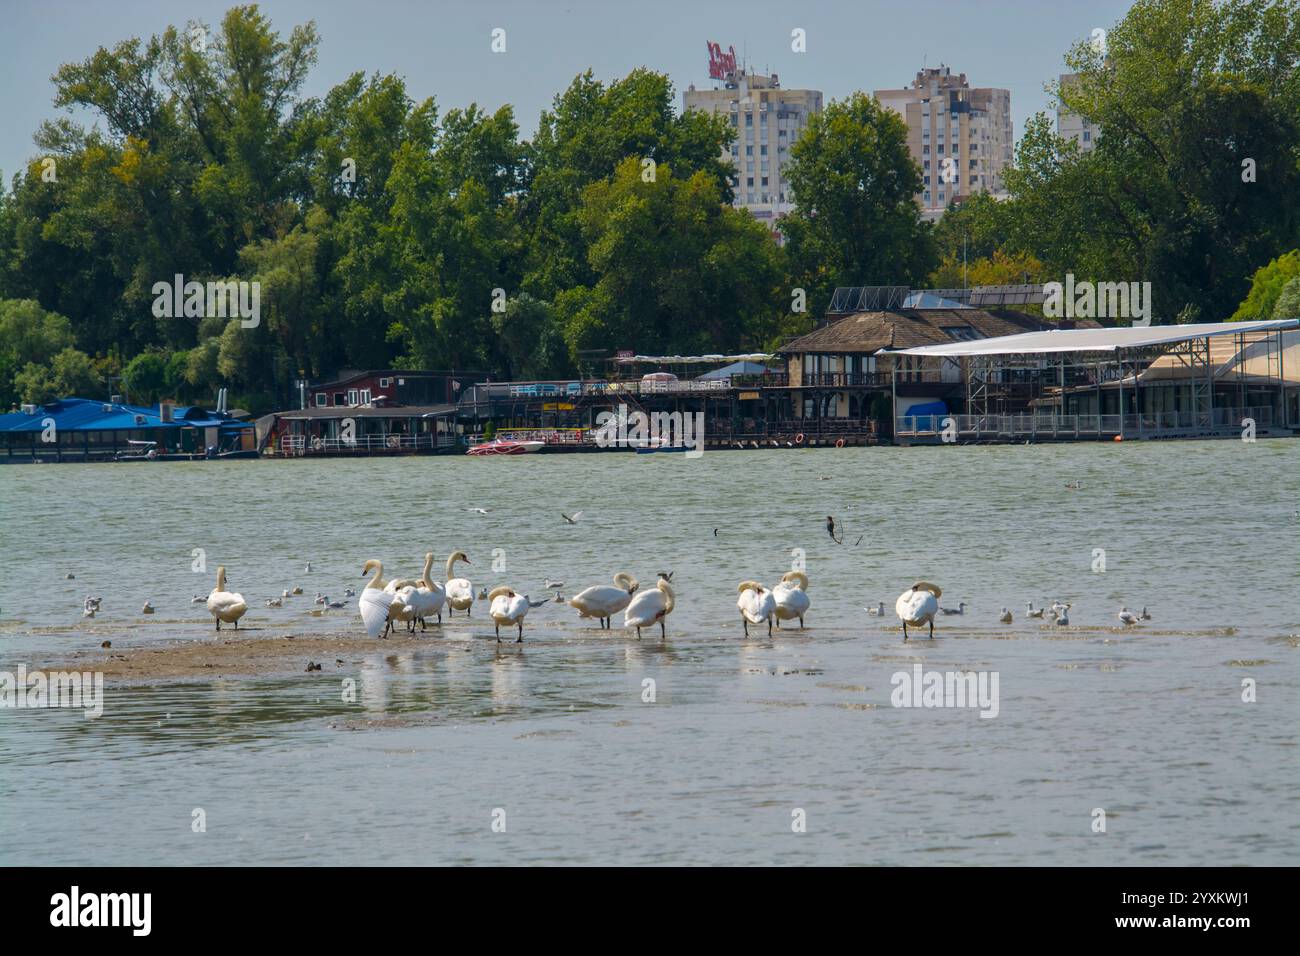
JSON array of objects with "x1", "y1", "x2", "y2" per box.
[
  {"x1": 795, "y1": 433, "x2": 805, "y2": 445},
  {"x1": 835, "y1": 438, "x2": 845, "y2": 448}
]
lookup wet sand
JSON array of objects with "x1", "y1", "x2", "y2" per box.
[{"x1": 45, "y1": 626, "x2": 455, "y2": 682}]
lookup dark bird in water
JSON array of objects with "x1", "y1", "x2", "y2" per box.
[
  {"x1": 713, "y1": 528, "x2": 718, "y2": 537},
  {"x1": 826, "y1": 516, "x2": 843, "y2": 544}
]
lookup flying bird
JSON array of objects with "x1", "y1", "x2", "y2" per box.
[{"x1": 561, "y1": 511, "x2": 583, "y2": 524}]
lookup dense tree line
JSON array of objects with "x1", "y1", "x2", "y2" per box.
[{"x1": 1, "y1": 1, "x2": 1298, "y2": 413}]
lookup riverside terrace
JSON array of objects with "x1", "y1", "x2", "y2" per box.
[{"x1": 885, "y1": 319, "x2": 1300, "y2": 443}]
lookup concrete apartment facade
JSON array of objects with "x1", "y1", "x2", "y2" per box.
[
  {"x1": 683, "y1": 62, "x2": 822, "y2": 225},
  {"x1": 1056, "y1": 73, "x2": 1097, "y2": 153},
  {"x1": 875, "y1": 65, "x2": 1012, "y2": 219}
]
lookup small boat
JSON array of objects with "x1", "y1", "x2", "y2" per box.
[{"x1": 467, "y1": 438, "x2": 545, "y2": 456}]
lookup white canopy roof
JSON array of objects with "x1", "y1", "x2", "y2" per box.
[{"x1": 890, "y1": 319, "x2": 1299, "y2": 357}]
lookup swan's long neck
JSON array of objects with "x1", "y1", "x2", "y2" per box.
[
  {"x1": 365, "y1": 562, "x2": 385, "y2": 590},
  {"x1": 660, "y1": 581, "x2": 675, "y2": 613},
  {"x1": 421, "y1": 553, "x2": 434, "y2": 587},
  {"x1": 446, "y1": 554, "x2": 459, "y2": 580},
  {"x1": 215, "y1": 568, "x2": 226, "y2": 592}
]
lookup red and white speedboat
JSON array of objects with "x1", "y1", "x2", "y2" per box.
[{"x1": 466, "y1": 438, "x2": 545, "y2": 456}]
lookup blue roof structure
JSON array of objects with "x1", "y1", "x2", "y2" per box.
[{"x1": 0, "y1": 398, "x2": 252, "y2": 433}]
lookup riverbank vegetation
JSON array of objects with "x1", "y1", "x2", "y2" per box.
[{"x1": 1, "y1": 0, "x2": 1297, "y2": 413}]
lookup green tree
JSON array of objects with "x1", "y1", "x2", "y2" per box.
[
  {"x1": 1233, "y1": 250, "x2": 1300, "y2": 320},
  {"x1": 1273, "y1": 276, "x2": 1300, "y2": 319},
  {"x1": 1040, "y1": 0, "x2": 1300, "y2": 320},
  {"x1": 14, "y1": 347, "x2": 100, "y2": 403},
  {"x1": 781, "y1": 92, "x2": 935, "y2": 316},
  {"x1": 0, "y1": 299, "x2": 76, "y2": 406},
  {"x1": 122, "y1": 351, "x2": 169, "y2": 403}
]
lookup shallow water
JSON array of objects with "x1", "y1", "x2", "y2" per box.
[{"x1": 1, "y1": 441, "x2": 1297, "y2": 864}]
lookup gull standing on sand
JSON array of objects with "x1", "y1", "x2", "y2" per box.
[
  {"x1": 1026, "y1": 602, "x2": 1045, "y2": 618},
  {"x1": 998, "y1": 608, "x2": 1013, "y2": 624},
  {"x1": 1118, "y1": 607, "x2": 1139, "y2": 625},
  {"x1": 895, "y1": 582, "x2": 941, "y2": 640}
]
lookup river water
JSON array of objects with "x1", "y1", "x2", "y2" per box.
[{"x1": 1, "y1": 441, "x2": 1297, "y2": 865}]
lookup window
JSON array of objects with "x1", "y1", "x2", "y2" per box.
[
  {"x1": 941, "y1": 326, "x2": 980, "y2": 341},
  {"x1": 761, "y1": 176, "x2": 768, "y2": 187},
  {"x1": 360, "y1": 389, "x2": 372, "y2": 405},
  {"x1": 760, "y1": 145, "x2": 767, "y2": 156},
  {"x1": 745, "y1": 113, "x2": 752, "y2": 127},
  {"x1": 1083, "y1": 131, "x2": 1091, "y2": 142},
  {"x1": 347, "y1": 389, "x2": 359, "y2": 406},
  {"x1": 745, "y1": 145, "x2": 753, "y2": 156},
  {"x1": 922, "y1": 144, "x2": 930, "y2": 155},
  {"x1": 937, "y1": 145, "x2": 945, "y2": 154},
  {"x1": 333, "y1": 393, "x2": 345, "y2": 405},
  {"x1": 379, "y1": 378, "x2": 390, "y2": 388},
  {"x1": 315, "y1": 393, "x2": 327, "y2": 407},
  {"x1": 747, "y1": 177, "x2": 754, "y2": 187}
]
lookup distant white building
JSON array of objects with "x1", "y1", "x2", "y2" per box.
[
  {"x1": 875, "y1": 65, "x2": 1013, "y2": 220},
  {"x1": 1056, "y1": 73, "x2": 1097, "y2": 153},
  {"x1": 683, "y1": 42, "x2": 822, "y2": 224}
]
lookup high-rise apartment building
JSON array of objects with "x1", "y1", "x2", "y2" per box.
[
  {"x1": 683, "y1": 43, "x2": 822, "y2": 223},
  {"x1": 875, "y1": 65, "x2": 1012, "y2": 219},
  {"x1": 1056, "y1": 73, "x2": 1097, "y2": 153}
]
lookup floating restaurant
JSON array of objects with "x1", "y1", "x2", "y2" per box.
[
  {"x1": 0, "y1": 397, "x2": 255, "y2": 462},
  {"x1": 887, "y1": 318, "x2": 1300, "y2": 443}
]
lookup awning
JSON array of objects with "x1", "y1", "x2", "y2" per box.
[{"x1": 889, "y1": 319, "x2": 1299, "y2": 357}]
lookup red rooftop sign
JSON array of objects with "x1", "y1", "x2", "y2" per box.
[{"x1": 707, "y1": 41, "x2": 737, "y2": 80}]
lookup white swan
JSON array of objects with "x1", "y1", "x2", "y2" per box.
[
  {"x1": 569, "y1": 572, "x2": 638, "y2": 629},
  {"x1": 206, "y1": 566, "x2": 248, "y2": 631},
  {"x1": 358, "y1": 559, "x2": 397, "y2": 639},
  {"x1": 624, "y1": 578, "x2": 675, "y2": 639},
  {"x1": 772, "y1": 571, "x2": 810, "y2": 629},
  {"x1": 895, "y1": 581, "x2": 941, "y2": 640},
  {"x1": 407, "y1": 552, "x2": 446, "y2": 629},
  {"x1": 444, "y1": 551, "x2": 474, "y2": 615},
  {"x1": 488, "y1": 585, "x2": 529, "y2": 642},
  {"x1": 737, "y1": 580, "x2": 776, "y2": 636}
]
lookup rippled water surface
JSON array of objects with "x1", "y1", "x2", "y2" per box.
[{"x1": 1, "y1": 441, "x2": 1297, "y2": 864}]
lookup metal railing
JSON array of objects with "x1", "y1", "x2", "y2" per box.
[
  {"x1": 895, "y1": 406, "x2": 1275, "y2": 438},
  {"x1": 801, "y1": 372, "x2": 891, "y2": 388},
  {"x1": 273, "y1": 433, "x2": 455, "y2": 455}
]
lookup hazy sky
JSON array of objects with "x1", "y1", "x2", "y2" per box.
[{"x1": 1, "y1": 0, "x2": 1136, "y2": 183}]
